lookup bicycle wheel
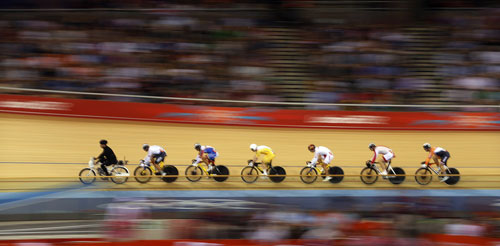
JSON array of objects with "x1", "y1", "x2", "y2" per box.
[
  {"x1": 269, "y1": 166, "x2": 286, "y2": 183},
  {"x1": 110, "y1": 166, "x2": 129, "y2": 184},
  {"x1": 162, "y1": 165, "x2": 179, "y2": 183},
  {"x1": 445, "y1": 167, "x2": 460, "y2": 185},
  {"x1": 328, "y1": 166, "x2": 344, "y2": 184},
  {"x1": 213, "y1": 165, "x2": 229, "y2": 182},
  {"x1": 134, "y1": 166, "x2": 152, "y2": 184},
  {"x1": 79, "y1": 168, "x2": 96, "y2": 184},
  {"x1": 389, "y1": 167, "x2": 405, "y2": 185},
  {"x1": 241, "y1": 166, "x2": 259, "y2": 184},
  {"x1": 415, "y1": 168, "x2": 432, "y2": 185},
  {"x1": 185, "y1": 165, "x2": 203, "y2": 182},
  {"x1": 360, "y1": 167, "x2": 378, "y2": 185},
  {"x1": 300, "y1": 167, "x2": 318, "y2": 184}
]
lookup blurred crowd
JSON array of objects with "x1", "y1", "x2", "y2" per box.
[
  {"x1": 0, "y1": 1, "x2": 499, "y2": 109},
  {"x1": 104, "y1": 200, "x2": 500, "y2": 244}
]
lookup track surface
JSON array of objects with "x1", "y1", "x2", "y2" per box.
[{"x1": 1, "y1": 113, "x2": 499, "y2": 190}]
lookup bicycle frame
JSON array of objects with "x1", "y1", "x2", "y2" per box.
[
  {"x1": 371, "y1": 162, "x2": 396, "y2": 175},
  {"x1": 192, "y1": 161, "x2": 217, "y2": 176},
  {"x1": 425, "y1": 162, "x2": 448, "y2": 175},
  {"x1": 250, "y1": 162, "x2": 266, "y2": 174},
  {"x1": 305, "y1": 164, "x2": 330, "y2": 175}
]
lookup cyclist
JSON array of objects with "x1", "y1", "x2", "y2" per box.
[
  {"x1": 307, "y1": 144, "x2": 334, "y2": 182},
  {"x1": 423, "y1": 143, "x2": 451, "y2": 182},
  {"x1": 250, "y1": 144, "x2": 275, "y2": 176},
  {"x1": 94, "y1": 139, "x2": 117, "y2": 178},
  {"x1": 367, "y1": 143, "x2": 395, "y2": 176},
  {"x1": 142, "y1": 144, "x2": 167, "y2": 176},
  {"x1": 193, "y1": 143, "x2": 219, "y2": 173}
]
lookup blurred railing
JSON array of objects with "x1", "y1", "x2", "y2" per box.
[{"x1": 2, "y1": 87, "x2": 499, "y2": 111}]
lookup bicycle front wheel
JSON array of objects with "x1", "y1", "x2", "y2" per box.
[
  {"x1": 415, "y1": 168, "x2": 432, "y2": 185},
  {"x1": 185, "y1": 166, "x2": 203, "y2": 182},
  {"x1": 300, "y1": 167, "x2": 318, "y2": 184},
  {"x1": 360, "y1": 167, "x2": 378, "y2": 185},
  {"x1": 241, "y1": 166, "x2": 259, "y2": 184},
  {"x1": 134, "y1": 166, "x2": 152, "y2": 184},
  {"x1": 79, "y1": 168, "x2": 96, "y2": 184},
  {"x1": 110, "y1": 166, "x2": 129, "y2": 184}
]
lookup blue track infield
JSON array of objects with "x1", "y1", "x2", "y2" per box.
[{"x1": 0, "y1": 189, "x2": 500, "y2": 214}]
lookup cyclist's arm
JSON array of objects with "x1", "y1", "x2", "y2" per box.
[
  {"x1": 144, "y1": 155, "x2": 151, "y2": 164},
  {"x1": 193, "y1": 151, "x2": 203, "y2": 165},
  {"x1": 425, "y1": 152, "x2": 433, "y2": 165},
  {"x1": 371, "y1": 151, "x2": 377, "y2": 163},
  {"x1": 311, "y1": 152, "x2": 319, "y2": 165},
  {"x1": 253, "y1": 150, "x2": 262, "y2": 162}
]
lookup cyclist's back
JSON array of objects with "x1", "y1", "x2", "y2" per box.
[{"x1": 256, "y1": 145, "x2": 274, "y2": 158}]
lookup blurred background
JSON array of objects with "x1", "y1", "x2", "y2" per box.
[
  {"x1": 0, "y1": 0, "x2": 498, "y2": 110},
  {"x1": 0, "y1": 1, "x2": 499, "y2": 246}
]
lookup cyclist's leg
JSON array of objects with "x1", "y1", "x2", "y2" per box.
[
  {"x1": 380, "y1": 153, "x2": 393, "y2": 174},
  {"x1": 321, "y1": 155, "x2": 332, "y2": 181},
  {"x1": 152, "y1": 153, "x2": 166, "y2": 175},
  {"x1": 207, "y1": 153, "x2": 218, "y2": 171},
  {"x1": 100, "y1": 159, "x2": 111, "y2": 176},
  {"x1": 439, "y1": 153, "x2": 450, "y2": 180},
  {"x1": 263, "y1": 156, "x2": 273, "y2": 175}
]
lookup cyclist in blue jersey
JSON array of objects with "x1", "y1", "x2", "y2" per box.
[{"x1": 193, "y1": 143, "x2": 219, "y2": 173}]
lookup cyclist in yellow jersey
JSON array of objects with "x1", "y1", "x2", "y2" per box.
[{"x1": 250, "y1": 144, "x2": 275, "y2": 176}]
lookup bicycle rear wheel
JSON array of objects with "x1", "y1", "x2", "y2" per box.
[
  {"x1": 110, "y1": 166, "x2": 129, "y2": 184},
  {"x1": 328, "y1": 166, "x2": 344, "y2": 184},
  {"x1": 79, "y1": 168, "x2": 96, "y2": 184},
  {"x1": 241, "y1": 166, "x2": 259, "y2": 184},
  {"x1": 389, "y1": 167, "x2": 405, "y2": 185},
  {"x1": 360, "y1": 167, "x2": 378, "y2": 185},
  {"x1": 162, "y1": 165, "x2": 178, "y2": 183},
  {"x1": 134, "y1": 166, "x2": 152, "y2": 184},
  {"x1": 445, "y1": 167, "x2": 460, "y2": 185},
  {"x1": 300, "y1": 167, "x2": 318, "y2": 184},
  {"x1": 269, "y1": 166, "x2": 286, "y2": 183},
  {"x1": 185, "y1": 166, "x2": 203, "y2": 182},
  {"x1": 213, "y1": 165, "x2": 229, "y2": 182},
  {"x1": 415, "y1": 168, "x2": 432, "y2": 185}
]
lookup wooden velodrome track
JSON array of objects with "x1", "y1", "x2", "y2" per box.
[{"x1": 0, "y1": 112, "x2": 499, "y2": 191}]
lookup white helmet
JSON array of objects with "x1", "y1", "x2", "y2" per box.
[
  {"x1": 142, "y1": 144, "x2": 149, "y2": 150},
  {"x1": 250, "y1": 144, "x2": 257, "y2": 151}
]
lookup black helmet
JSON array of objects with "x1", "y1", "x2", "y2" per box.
[
  {"x1": 368, "y1": 143, "x2": 376, "y2": 150},
  {"x1": 100, "y1": 139, "x2": 108, "y2": 145},
  {"x1": 423, "y1": 143, "x2": 431, "y2": 150},
  {"x1": 194, "y1": 143, "x2": 201, "y2": 151},
  {"x1": 142, "y1": 144, "x2": 149, "y2": 150}
]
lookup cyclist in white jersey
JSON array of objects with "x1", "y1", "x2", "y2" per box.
[
  {"x1": 307, "y1": 144, "x2": 334, "y2": 182},
  {"x1": 142, "y1": 144, "x2": 167, "y2": 176},
  {"x1": 367, "y1": 143, "x2": 395, "y2": 176}
]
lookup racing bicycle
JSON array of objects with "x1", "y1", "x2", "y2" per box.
[
  {"x1": 79, "y1": 157, "x2": 130, "y2": 184},
  {"x1": 185, "y1": 160, "x2": 230, "y2": 182},
  {"x1": 415, "y1": 162, "x2": 460, "y2": 185},
  {"x1": 300, "y1": 161, "x2": 344, "y2": 184},
  {"x1": 134, "y1": 159, "x2": 179, "y2": 183},
  {"x1": 360, "y1": 161, "x2": 405, "y2": 185},
  {"x1": 241, "y1": 160, "x2": 286, "y2": 183}
]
